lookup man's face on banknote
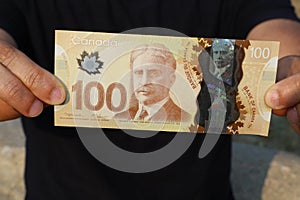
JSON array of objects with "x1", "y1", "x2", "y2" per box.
[
  {"x1": 212, "y1": 41, "x2": 234, "y2": 69},
  {"x1": 132, "y1": 54, "x2": 175, "y2": 106}
]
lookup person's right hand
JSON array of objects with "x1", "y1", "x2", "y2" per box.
[{"x1": 0, "y1": 35, "x2": 66, "y2": 121}]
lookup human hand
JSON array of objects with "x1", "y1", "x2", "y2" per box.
[
  {"x1": 0, "y1": 40, "x2": 66, "y2": 121},
  {"x1": 265, "y1": 55, "x2": 300, "y2": 134}
]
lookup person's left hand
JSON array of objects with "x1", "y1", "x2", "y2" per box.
[{"x1": 265, "y1": 55, "x2": 300, "y2": 134}]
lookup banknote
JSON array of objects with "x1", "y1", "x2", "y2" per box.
[{"x1": 54, "y1": 30, "x2": 279, "y2": 136}]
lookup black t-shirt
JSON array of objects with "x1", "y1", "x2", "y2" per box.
[{"x1": 0, "y1": 0, "x2": 298, "y2": 199}]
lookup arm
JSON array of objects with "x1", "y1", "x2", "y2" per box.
[
  {"x1": 247, "y1": 18, "x2": 300, "y2": 133},
  {"x1": 0, "y1": 29, "x2": 66, "y2": 121}
]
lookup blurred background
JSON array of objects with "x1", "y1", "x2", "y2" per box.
[{"x1": 1, "y1": 1, "x2": 300, "y2": 200}]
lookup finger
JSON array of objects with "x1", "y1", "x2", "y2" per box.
[
  {"x1": 0, "y1": 41, "x2": 66, "y2": 105},
  {"x1": 0, "y1": 99, "x2": 21, "y2": 121},
  {"x1": 287, "y1": 105, "x2": 300, "y2": 134},
  {"x1": 265, "y1": 73, "x2": 300, "y2": 110},
  {"x1": 272, "y1": 108, "x2": 288, "y2": 116},
  {"x1": 0, "y1": 64, "x2": 43, "y2": 117},
  {"x1": 277, "y1": 56, "x2": 300, "y2": 81},
  {"x1": 276, "y1": 56, "x2": 300, "y2": 81}
]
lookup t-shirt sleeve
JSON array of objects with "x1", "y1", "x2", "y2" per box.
[
  {"x1": 0, "y1": 0, "x2": 27, "y2": 46},
  {"x1": 220, "y1": 0, "x2": 300, "y2": 38}
]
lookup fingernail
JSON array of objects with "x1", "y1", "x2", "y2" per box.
[
  {"x1": 266, "y1": 90, "x2": 280, "y2": 108},
  {"x1": 50, "y1": 88, "x2": 65, "y2": 104},
  {"x1": 29, "y1": 99, "x2": 43, "y2": 117}
]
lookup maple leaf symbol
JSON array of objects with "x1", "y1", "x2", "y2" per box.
[
  {"x1": 192, "y1": 66, "x2": 203, "y2": 84},
  {"x1": 77, "y1": 51, "x2": 103, "y2": 75},
  {"x1": 232, "y1": 121, "x2": 244, "y2": 130},
  {"x1": 239, "y1": 109, "x2": 247, "y2": 121},
  {"x1": 189, "y1": 124, "x2": 199, "y2": 133},
  {"x1": 235, "y1": 40, "x2": 251, "y2": 49},
  {"x1": 236, "y1": 100, "x2": 245, "y2": 110},
  {"x1": 227, "y1": 121, "x2": 244, "y2": 134},
  {"x1": 192, "y1": 44, "x2": 202, "y2": 52}
]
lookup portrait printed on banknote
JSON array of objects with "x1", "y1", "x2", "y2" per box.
[
  {"x1": 114, "y1": 43, "x2": 192, "y2": 123},
  {"x1": 197, "y1": 39, "x2": 245, "y2": 133},
  {"x1": 54, "y1": 31, "x2": 200, "y2": 132}
]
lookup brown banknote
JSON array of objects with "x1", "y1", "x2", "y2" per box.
[{"x1": 54, "y1": 30, "x2": 279, "y2": 136}]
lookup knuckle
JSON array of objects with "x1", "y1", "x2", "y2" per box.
[
  {"x1": 3, "y1": 79, "x2": 24, "y2": 100},
  {"x1": 293, "y1": 75, "x2": 300, "y2": 97},
  {"x1": 294, "y1": 83, "x2": 300, "y2": 100},
  {"x1": 281, "y1": 74, "x2": 300, "y2": 101},
  {"x1": 23, "y1": 68, "x2": 44, "y2": 89},
  {"x1": 0, "y1": 41, "x2": 17, "y2": 66}
]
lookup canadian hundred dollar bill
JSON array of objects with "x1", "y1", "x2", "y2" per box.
[{"x1": 54, "y1": 30, "x2": 279, "y2": 136}]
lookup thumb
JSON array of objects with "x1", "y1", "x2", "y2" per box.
[{"x1": 265, "y1": 73, "x2": 300, "y2": 110}]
